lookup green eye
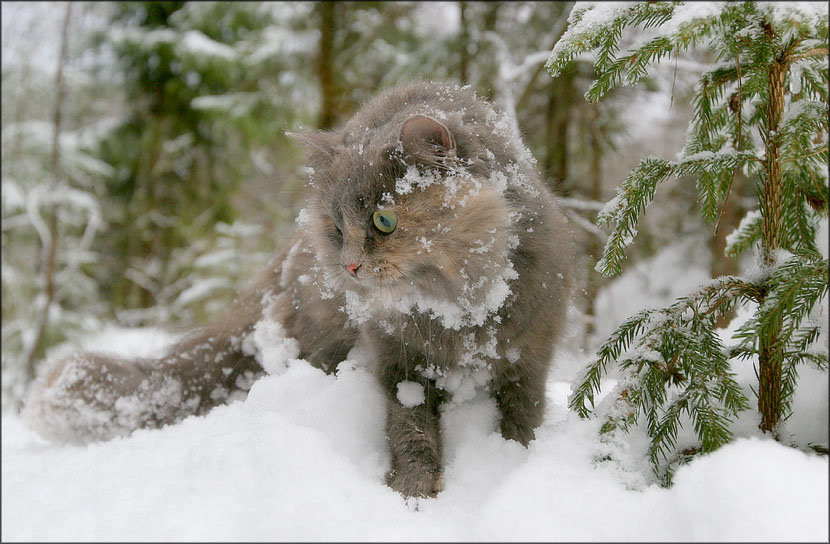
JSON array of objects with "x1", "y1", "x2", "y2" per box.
[{"x1": 373, "y1": 210, "x2": 398, "y2": 234}]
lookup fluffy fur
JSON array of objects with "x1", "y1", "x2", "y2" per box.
[{"x1": 23, "y1": 81, "x2": 574, "y2": 498}]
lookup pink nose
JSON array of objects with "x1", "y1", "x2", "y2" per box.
[{"x1": 345, "y1": 263, "x2": 360, "y2": 276}]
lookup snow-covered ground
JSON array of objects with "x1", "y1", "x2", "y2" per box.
[{"x1": 2, "y1": 240, "x2": 828, "y2": 541}]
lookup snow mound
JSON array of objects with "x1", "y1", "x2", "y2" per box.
[{"x1": 2, "y1": 336, "x2": 827, "y2": 541}]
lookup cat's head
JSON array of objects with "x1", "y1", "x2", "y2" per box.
[{"x1": 290, "y1": 92, "x2": 521, "y2": 325}]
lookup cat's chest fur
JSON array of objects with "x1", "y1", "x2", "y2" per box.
[
  {"x1": 358, "y1": 307, "x2": 505, "y2": 403},
  {"x1": 368, "y1": 306, "x2": 495, "y2": 364}
]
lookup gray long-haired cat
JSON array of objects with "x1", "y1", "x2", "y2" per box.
[{"x1": 23, "y1": 81, "x2": 573, "y2": 498}]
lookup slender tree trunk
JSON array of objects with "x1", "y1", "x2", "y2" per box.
[
  {"x1": 514, "y1": 2, "x2": 573, "y2": 114},
  {"x1": 757, "y1": 55, "x2": 788, "y2": 434},
  {"x1": 24, "y1": 3, "x2": 72, "y2": 381},
  {"x1": 545, "y1": 69, "x2": 575, "y2": 192},
  {"x1": 711, "y1": 172, "x2": 746, "y2": 328},
  {"x1": 583, "y1": 103, "x2": 604, "y2": 347},
  {"x1": 114, "y1": 118, "x2": 163, "y2": 312},
  {"x1": 479, "y1": 2, "x2": 500, "y2": 101},
  {"x1": 316, "y1": 1, "x2": 338, "y2": 130},
  {"x1": 458, "y1": 2, "x2": 469, "y2": 86},
  {"x1": 482, "y1": 3, "x2": 500, "y2": 36}
]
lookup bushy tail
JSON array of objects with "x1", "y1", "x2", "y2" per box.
[
  {"x1": 23, "y1": 327, "x2": 263, "y2": 444},
  {"x1": 22, "y1": 264, "x2": 278, "y2": 444}
]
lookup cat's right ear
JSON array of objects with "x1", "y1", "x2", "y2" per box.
[
  {"x1": 400, "y1": 115, "x2": 456, "y2": 167},
  {"x1": 286, "y1": 130, "x2": 339, "y2": 159}
]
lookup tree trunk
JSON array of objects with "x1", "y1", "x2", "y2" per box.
[
  {"x1": 316, "y1": 1, "x2": 338, "y2": 130},
  {"x1": 757, "y1": 56, "x2": 787, "y2": 434},
  {"x1": 479, "y1": 2, "x2": 500, "y2": 101},
  {"x1": 513, "y1": 2, "x2": 573, "y2": 114},
  {"x1": 711, "y1": 171, "x2": 746, "y2": 328},
  {"x1": 545, "y1": 69, "x2": 575, "y2": 192},
  {"x1": 458, "y1": 2, "x2": 469, "y2": 86},
  {"x1": 583, "y1": 103, "x2": 604, "y2": 347}
]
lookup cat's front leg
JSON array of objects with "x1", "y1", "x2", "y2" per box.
[
  {"x1": 384, "y1": 388, "x2": 444, "y2": 498},
  {"x1": 492, "y1": 357, "x2": 549, "y2": 446},
  {"x1": 375, "y1": 349, "x2": 445, "y2": 498}
]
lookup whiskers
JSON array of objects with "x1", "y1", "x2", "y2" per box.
[
  {"x1": 317, "y1": 258, "x2": 405, "y2": 287},
  {"x1": 312, "y1": 249, "x2": 441, "y2": 323}
]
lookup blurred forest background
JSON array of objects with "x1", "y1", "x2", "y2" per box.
[{"x1": 1, "y1": 1, "x2": 741, "y2": 410}]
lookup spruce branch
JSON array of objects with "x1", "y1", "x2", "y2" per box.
[
  {"x1": 596, "y1": 151, "x2": 756, "y2": 276},
  {"x1": 724, "y1": 210, "x2": 762, "y2": 258},
  {"x1": 571, "y1": 274, "x2": 762, "y2": 479},
  {"x1": 737, "y1": 252, "x2": 828, "y2": 354},
  {"x1": 570, "y1": 276, "x2": 759, "y2": 417},
  {"x1": 547, "y1": 2, "x2": 678, "y2": 86},
  {"x1": 791, "y1": 146, "x2": 829, "y2": 162},
  {"x1": 569, "y1": 309, "x2": 653, "y2": 417},
  {"x1": 791, "y1": 47, "x2": 830, "y2": 62}
]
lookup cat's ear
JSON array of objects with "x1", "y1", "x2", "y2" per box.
[
  {"x1": 286, "y1": 130, "x2": 339, "y2": 159},
  {"x1": 400, "y1": 115, "x2": 456, "y2": 166}
]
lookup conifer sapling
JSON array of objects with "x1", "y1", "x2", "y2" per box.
[{"x1": 547, "y1": 1, "x2": 828, "y2": 483}]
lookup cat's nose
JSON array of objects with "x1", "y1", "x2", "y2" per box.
[{"x1": 345, "y1": 263, "x2": 361, "y2": 276}]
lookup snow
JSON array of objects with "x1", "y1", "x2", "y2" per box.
[
  {"x1": 193, "y1": 249, "x2": 239, "y2": 268},
  {"x1": 760, "y1": 1, "x2": 830, "y2": 28},
  {"x1": 781, "y1": 99, "x2": 826, "y2": 129},
  {"x1": 3, "y1": 237, "x2": 827, "y2": 541},
  {"x1": 395, "y1": 164, "x2": 439, "y2": 195},
  {"x1": 295, "y1": 207, "x2": 311, "y2": 227},
  {"x1": 241, "y1": 294, "x2": 301, "y2": 376},
  {"x1": 52, "y1": 325, "x2": 177, "y2": 362},
  {"x1": 179, "y1": 30, "x2": 238, "y2": 61},
  {"x1": 396, "y1": 381, "x2": 425, "y2": 408},
  {"x1": 173, "y1": 277, "x2": 231, "y2": 307},
  {"x1": 1, "y1": 179, "x2": 26, "y2": 211},
  {"x1": 680, "y1": 145, "x2": 738, "y2": 164},
  {"x1": 656, "y1": 2, "x2": 726, "y2": 34},
  {"x1": 2, "y1": 349, "x2": 827, "y2": 541},
  {"x1": 190, "y1": 93, "x2": 255, "y2": 115},
  {"x1": 111, "y1": 27, "x2": 178, "y2": 50},
  {"x1": 245, "y1": 26, "x2": 318, "y2": 66}
]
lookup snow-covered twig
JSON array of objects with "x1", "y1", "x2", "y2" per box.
[
  {"x1": 557, "y1": 196, "x2": 607, "y2": 211},
  {"x1": 563, "y1": 207, "x2": 607, "y2": 240}
]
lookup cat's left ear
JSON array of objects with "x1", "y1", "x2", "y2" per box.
[
  {"x1": 286, "y1": 130, "x2": 339, "y2": 159},
  {"x1": 400, "y1": 115, "x2": 456, "y2": 166}
]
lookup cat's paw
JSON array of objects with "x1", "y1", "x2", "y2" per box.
[
  {"x1": 386, "y1": 468, "x2": 443, "y2": 498},
  {"x1": 500, "y1": 419, "x2": 536, "y2": 447}
]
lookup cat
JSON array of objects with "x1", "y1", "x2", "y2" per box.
[{"x1": 23, "y1": 80, "x2": 574, "y2": 498}]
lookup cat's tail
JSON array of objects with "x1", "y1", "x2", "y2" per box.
[
  {"x1": 22, "y1": 326, "x2": 265, "y2": 444},
  {"x1": 21, "y1": 264, "x2": 280, "y2": 445}
]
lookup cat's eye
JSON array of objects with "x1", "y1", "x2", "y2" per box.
[{"x1": 372, "y1": 210, "x2": 397, "y2": 234}]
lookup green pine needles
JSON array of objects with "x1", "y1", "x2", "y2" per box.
[{"x1": 548, "y1": 1, "x2": 828, "y2": 483}]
